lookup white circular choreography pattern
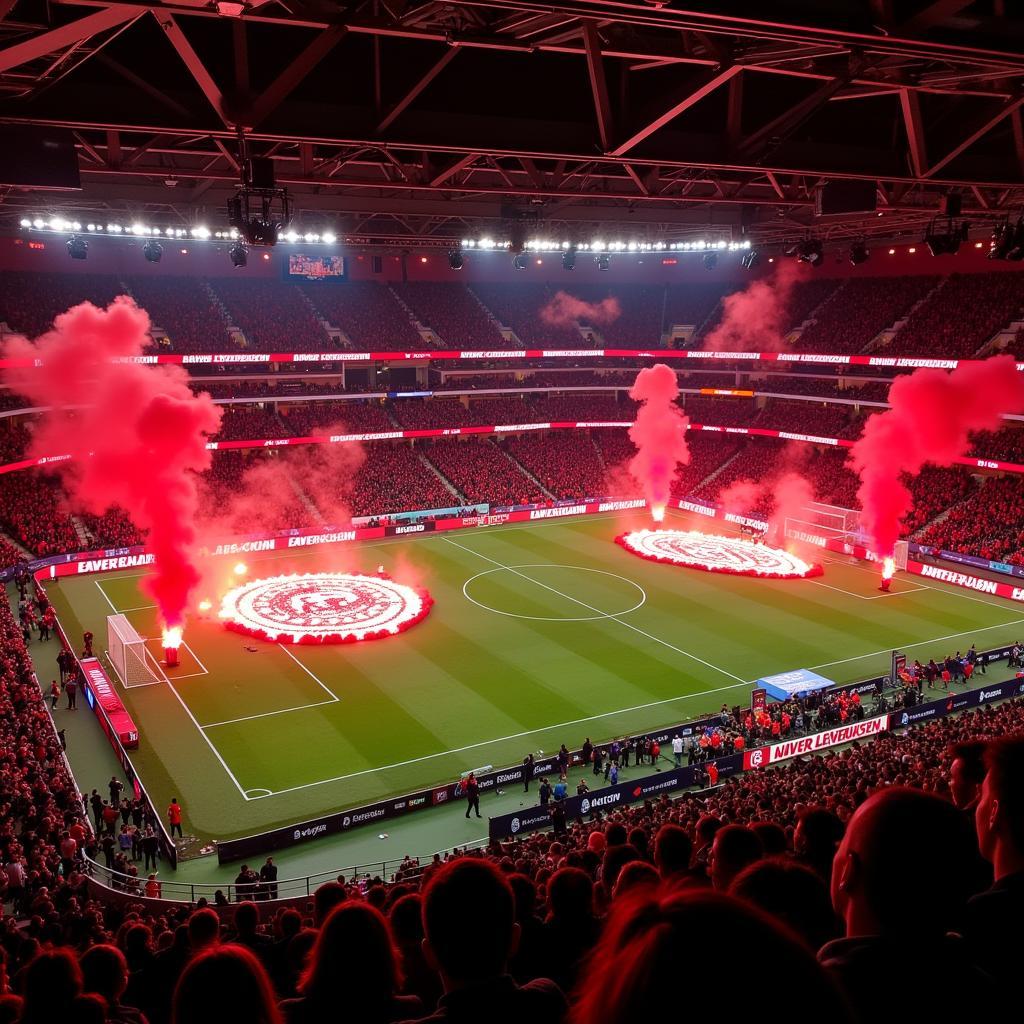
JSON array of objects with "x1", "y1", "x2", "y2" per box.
[
  {"x1": 617, "y1": 529, "x2": 819, "y2": 579},
  {"x1": 462, "y1": 564, "x2": 647, "y2": 622},
  {"x1": 218, "y1": 572, "x2": 432, "y2": 644}
]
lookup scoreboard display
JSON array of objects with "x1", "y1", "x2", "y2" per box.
[{"x1": 286, "y1": 253, "x2": 346, "y2": 281}]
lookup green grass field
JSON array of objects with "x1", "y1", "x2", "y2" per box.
[{"x1": 43, "y1": 509, "x2": 1024, "y2": 844}]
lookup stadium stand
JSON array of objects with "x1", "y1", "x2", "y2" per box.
[
  {"x1": 919, "y1": 473, "x2": 1024, "y2": 563},
  {"x1": 503, "y1": 434, "x2": 608, "y2": 499},
  {"x1": 300, "y1": 281, "x2": 424, "y2": 351},
  {"x1": 392, "y1": 284, "x2": 507, "y2": 348},
  {"x1": 893, "y1": 272, "x2": 1024, "y2": 358},
  {"x1": 793, "y1": 276, "x2": 938, "y2": 354},
  {"x1": 0, "y1": 272, "x2": 125, "y2": 340},
  {"x1": 424, "y1": 439, "x2": 542, "y2": 506},
  {"x1": 124, "y1": 277, "x2": 230, "y2": 353},
  {"x1": 208, "y1": 280, "x2": 331, "y2": 353}
]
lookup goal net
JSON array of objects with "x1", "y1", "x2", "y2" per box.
[
  {"x1": 106, "y1": 614, "x2": 159, "y2": 688},
  {"x1": 783, "y1": 502, "x2": 909, "y2": 570}
]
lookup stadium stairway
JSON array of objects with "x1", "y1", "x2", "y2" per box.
[
  {"x1": 691, "y1": 445, "x2": 745, "y2": 491},
  {"x1": 869, "y1": 276, "x2": 949, "y2": 352},
  {"x1": 786, "y1": 280, "x2": 848, "y2": 347},
  {"x1": 501, "y1": 442, "x2": 556, "y2": 500},
  {"x1": 417, "y1": 449, "x2": 466, "y2": 503}
]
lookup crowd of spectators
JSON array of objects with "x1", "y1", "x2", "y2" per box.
[
  {"x1": 894, "y1": 272, "x2": 1024, "y2": 358},
  {"x1": 124, "y1": 277, "x2": 229, "y2": 353},
  {"x1": 208, "y1": 280, "x2": 332, "y2": 353},
  {"x1": 0, "y1": 272, "x2": 124, "y2": 341},
  {"x1": 470, "y1": 284, "x2": 584, "y2": 347},
  {"x1": 0, "y1": 471, "x2": 80, "y2": 558},
  {"x1": 503, "y1": 435, "x2": 608, "y2": 500},
  {"x1": 345, "y1": 444, "x2": 457, "y2": 518},
  {"x1": 2, "y1": 563, "x2": 1022, "y2": 1024},
  {"x1": 300, "y1": 281, "x2": 424, "y2": 351},
  {"x1": 794, "y1": 276, "x2": 938, "y2": 353},
  {"x1": 919, "y1": 474, "x2": 1024, "y2": 563},
  {"x1": 393, "y1": 285, "x2": 507, "y2": 349},
  {"x1": 424, "y1": 440, "x2": 543, "y2": 506}
]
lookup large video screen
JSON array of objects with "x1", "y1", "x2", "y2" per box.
[{"x1": 286, "y1": 253, "x2": 346, "y2": 281}]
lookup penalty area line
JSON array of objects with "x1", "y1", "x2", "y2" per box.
[{"x1": 141, "y1": 647, "x2": 253, "y2": 802}]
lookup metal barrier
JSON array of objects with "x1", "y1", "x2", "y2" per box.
[{"x1": 80, "y1": 837, "x2": 489, "y2": 904}]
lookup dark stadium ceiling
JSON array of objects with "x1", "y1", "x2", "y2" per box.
[{"x1": 1, "y1": 0, "x2": 1024, "y2": 249}]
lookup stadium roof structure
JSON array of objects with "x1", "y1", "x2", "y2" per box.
[{"x1": 1, "y1": 0, "x2": 1023, "y2": 247}]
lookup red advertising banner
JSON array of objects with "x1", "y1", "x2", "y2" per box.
[
  {"x1": 79, "y1": 657, "x2": 140, "y2": 749},
  {"x1": 742, "y1": 713, "x2": 889, "y2": 769},
  {"x1": 5, "y1": 420, "x2": 1022, "y2": 478},
  {"x1": 1, "y1": 348, "x2": 1020, "y2": 371}
]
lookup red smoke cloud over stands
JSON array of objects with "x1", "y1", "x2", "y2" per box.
[
  {"x1": 849, "y1": 355, "x2": 1024, "y2": 557},
  {"x1": 2, "y1": 297, "x2": 221, "y2": 628},
  {"x1": 540, "y1": 291, "x2": 621, "y2": 328},
  {"x1": 704, "y1": 263, "x2": 806, "y2": 352}
]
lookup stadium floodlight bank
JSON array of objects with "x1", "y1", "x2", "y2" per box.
[{"x1": 106, "y1": 613, "x2": 159, "y2": 688}]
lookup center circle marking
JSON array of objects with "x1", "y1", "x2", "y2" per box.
[{"x1": 463, "y1": 564, "x2": 647, "y2": 622}]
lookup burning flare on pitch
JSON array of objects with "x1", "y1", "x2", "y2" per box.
[
  {"x1": 881, "y1": 557, "x2": 895, "y2": 581},
  {"x1": 651, "y1": 505, "x2": 666, "y2": 523},
  {"x1": 161, "y1": 626, "x2": 183, "y2": 650},
  {"x1": 233, "y1": 562, "x2": 248, "y2": 576}
]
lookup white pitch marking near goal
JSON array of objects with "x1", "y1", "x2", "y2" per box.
[
  {"x1": 140, "y1": 646, "x2": 251, "y2": 800},
  {"x1": 107, "y1": 614, "x2": 161, "y2": 688}
]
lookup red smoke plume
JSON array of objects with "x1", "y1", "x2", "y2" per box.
[
  {"x1": 719, "y1": 470, "x2": 813, "y2": 544},
  {"x1": 627, "y1": 364, "x2": 690, "y2": 517},
  {"x1": 540, "y1": 291, "x2": 621, "y2": 327},
  {"x1": 2, "y1": 298, "x2": 222, "y2": 629},
  {"x1": 849, "y1": 355, "x2": 1024, "y2": 556},
  {"x1": 704, "y1": 262, "x2": 807, "y2": 352}
]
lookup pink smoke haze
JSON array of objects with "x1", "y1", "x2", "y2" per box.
[
  {"x1": 540, "y1": 291, "x2": 621, "y2": 327},
  {"x1": 849, "y1": 355, "x2": 1024, "y2": 557},
  {"x1": 769, "y1": 472, "x2": 814, "y2": 544},
  {"x1": 2, "y1": 298, "x2": 222, "y2": 628},
  {"x1": 704, "y1": 262, "x2": 807, "y2": 352},
  {"x1": 720, "y1": 480, "x2": 763, "y2": 515},
  {"x1": 627, "y1": 364, "x2": 690, "y2": 515}
]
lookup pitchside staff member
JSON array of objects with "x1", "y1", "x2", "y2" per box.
[{"x1": 464, "y1": 773, "x2": 481, "y2": 818}]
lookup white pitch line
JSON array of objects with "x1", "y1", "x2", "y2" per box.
[
  {"x1": 278, "y1": 643, "x2": 339, "y2": 701},
  {"x1": 809, "y1": 616, "x2": 1024, "y2": 672},
  {"x1": 803, "y1": 578, "x2": 928, "y2": 602},
  {"x1": 822, "y1": 556, "x2": 1016, "y2": 612},
  {"x1": 201, "y1": 698, "x2": 339, "y2": 729},
  {"x1": 247, "y1": 674, "x2": 751, "y2": 800},
  {"x1": 94, "y1": 580, "x2": 117, "y2": 613},
  {"x1": 442, "y1": 535, "x2": 746, "y2": 684},
  {"x1": 141, "y1": 646, "x2": 252, "y2": 801}
]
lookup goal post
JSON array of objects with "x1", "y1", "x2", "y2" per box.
[
  {"x1": 783, "y1": 502, "x2": 910, "y2": 572},
  {"x1": 106, "y1": 614, "x2": 159, "y2": 688}
]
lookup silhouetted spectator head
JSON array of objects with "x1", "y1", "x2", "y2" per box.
[
  {"x1": 18, "y1": 949, "x2": 82, "y2": 1024},
  {"x1": 730, "y1": 859, "x2": 840, "y2": 950},
  {"x1": 422, "y1": 858, "x2": 516, "y2": 986},
  {"x1": 694, "y1": 814, "x2": 722, "y2": 852},
  {"x1": 976, "y1": 734, "x2": 1024, "y2": 876},
  {"x1": 234, "y1": 901, "x2": 259, "y2": 936},
  {"x1": 654, "y1": 824, "x2": 692, "y2": 880},
  {"x1": 313, "y1": 880, "x2": 347, "y2": 926},
  {"x1": 613, "y1": 861, "x2": 659, "y2": 899},
  {"x1": 187, "y1": 907, "x2": 220, "y2": 952},
  {"x1": 949, "y1": 740, "x2": 988, "y2": 811},
  {"x1": 547, "y1": 867, "x2": 594, "y2": 924},
  {"x1": 79, "y1": 944, "x2": 129, "y2": 1009},
  {"x1": 710, "y1": 825, "x2": 763, "y2": 891},
  {"x1": 389, "y1": 893, "x2": 425, "y2": 949},
  {"x1": 0, "y1": 994, "x2": 21, "y2": 1024},
  {"x1": 299, "y1": 901, "x2": 399, "y2": 1014},
  {"x1": 276, "y1": 908, "x2": 302, "y2": 941},
  {"x1": 173, "y1": 945, "x2": 281, "y2": 1024},
  {"x1": 68, "y1": 993, "x2": 106, "y2": 1024},
  {"x1": 601, "y1": 843, "x2": 640, "y2": 897},
  {"x1": 605, "y1": 822, "x2": 627, "y2": 847},
  {"x1": 832, "y1": 787, "x2": 976, "y2": 936},
  {"x1": 749, "y1": 821, "x2": 788, "y2": 856},
  {"x1": 571, "y1": 889, "x2": 851, "y2": 1024},
  {"x1": 795, "y1": 807, "x2": 844, "y2": 881}
]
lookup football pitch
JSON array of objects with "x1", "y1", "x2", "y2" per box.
[{"x1": 43, "y1": 509, "x2": 1024, "y2": 844}]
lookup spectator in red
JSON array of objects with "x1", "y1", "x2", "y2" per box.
[
  {"x1": 401, "y1": 859, "x2": 565, "y2": 1024},
  {"x1": 167, "y1": 799, "x2": 183, "y2": 839}
]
